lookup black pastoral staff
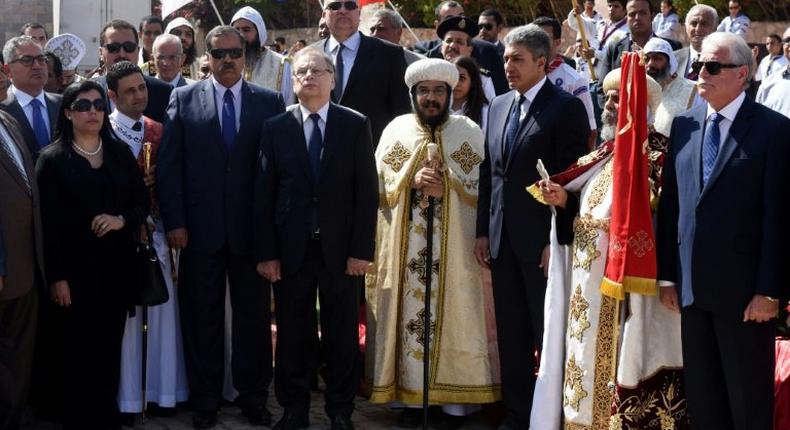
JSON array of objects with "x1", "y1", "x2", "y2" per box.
[{"x1": 156, "y1": 26, "x2": 284, "y2": 430}]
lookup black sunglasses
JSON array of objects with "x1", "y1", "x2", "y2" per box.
[
  {"x1": 104, "y1": 41, "x2": 138, "y2": 54},
  {"x1": 70, "y1": 98, "x2": 107, "y2": 113},
  {"x1": 690, "y1": 61, "x2": 741, "y2": 76},
  {"x1": 325, "y1": 1, "x2": 358, "y2": 11},
  {"x1": 208, "y1": 48, "x2": 244, "y2": 60},
  {"x1": 783, "y1": 37, "x2": 790, "y2": 44},
  {"x1": 478, "y1": 23, "x2": 494, "y2": 31}
]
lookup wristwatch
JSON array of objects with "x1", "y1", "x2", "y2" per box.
[{"x1": 763, "y1": 295, "x2": 779, "y2": 303}]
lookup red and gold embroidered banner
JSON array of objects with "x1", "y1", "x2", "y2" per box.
[{"x1": 600, "y1": 52, "x2": 657, "y2": 300}]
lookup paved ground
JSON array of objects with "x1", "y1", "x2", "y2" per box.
[{"x1": 27, "y1": 389, "x2": 496, "y2": 429}]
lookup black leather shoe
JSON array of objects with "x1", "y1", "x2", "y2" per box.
[
  {"x1": 331, "y1": 415, "x2": 355, "y2": 430},
  {"x1": 273, "y1": 410, "x2": 309, "y2": 430},
  {"x1": 437, "y1": 413, "x2": 465, "y2": 430},
  {"x1": 396, "y1": 408, "x2": 423, "y2": 428},
  {"x1": 192, "y1": 410, "x2": 217, "y2": 429},
  {"x1": 242, "y1": 405, "x2": 272, "y2": 427}
]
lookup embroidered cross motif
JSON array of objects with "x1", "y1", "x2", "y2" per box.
[
  {"x1": 568, "y1": 285, "x2": 592, "y2": 342},
  {"x1": 406, "y1": 308, "x2": 436, "y2": 347},
  {"x1": 406, "y1": 247, "x2": 440, "y2": 286},
  {"x1": 52, "y1": 39, "x2": 81, "y2": 66},
  {"x1": 564, "y1": 353, "x2": 588, "y2": 411},
  {"x1": 382, "y1": 141, "x2": 411, "y2": 172},
  {"x1": 627, "y1": 230, "x2": 654, "y2": 258},
  {"x1": 450, "y1": 142, "x2": 482, "y2": 174}
]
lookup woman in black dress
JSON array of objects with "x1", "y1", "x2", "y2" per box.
[{"x1": 36, "y1": 80, "x2": 149, "y2": 430}]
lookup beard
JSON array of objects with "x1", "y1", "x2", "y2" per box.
[
  {"x1": 412, "y1": 85, "x2": 451, "y2": 130},
  {"x1": 244, "y1": 39, "x2": 261, "y2": 69},
  {"x1": 600, "y1": 108, "x2": 617, "y2": 142},
  {"x1": 647, "y1": 66, "x2": 670, "y2": 85}
]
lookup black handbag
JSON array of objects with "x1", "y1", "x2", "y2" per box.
[{"x1": 133, "y1": 221, "x2": 169, "y2": 306}]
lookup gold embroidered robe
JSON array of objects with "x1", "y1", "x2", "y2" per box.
[
  {"x1": 532, "y1": 145, "x2": 686, "y2": 430},
  {"x1": 366, "y1": 114, "x2": 500, "y2": 405}
]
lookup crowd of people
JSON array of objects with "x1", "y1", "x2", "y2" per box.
[{"x1": 1, "y1": 0, "x2": 789, "y2": 429}]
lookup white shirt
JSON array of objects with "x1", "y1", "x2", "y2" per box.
[
  {"x1": 326, "y1": 31, "x2": 361, "y2": 97},
  {"x1": 706, "y1": 91, "x2": 746, "y2": 149},
  {"x1": 11, "y1": 86, "x2": 51, "y2": 136},
  {"x1": 514, "y1": 76, "x2": 547, "y2": 122},
  {"x1": 109, "y1": 110, "x2": 144, "y2": 156},
  {"x1": 652, "y1": 12, "x2": 680, "y2": 41},
  {"x1": 0, "y1": 120, "x2": 28, "y2": 182},
  {"x1": 548, "y1": 63, "x2": 597, "y2": 130},
  {"x1": 299, "y1": 102, "x2": 330, "y2": 152},
  {"x1": 211, "y1": 76, "x2": 243, "y2": 131},
  {"x1": 755, "y1": 55, "x2": 788, "y2": 82},
  {"x1": 717, "y1": 14, "x2": 751, "y2": 37},
  {"x1": 756, "y1": 68, "x2": 790, "y2": 119}
]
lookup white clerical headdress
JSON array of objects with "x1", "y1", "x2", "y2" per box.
[
  {"x1": 405, "y1": 58, "x2": 459, "y2": 90},
  {"x1": 231, "y1": 6, "x2": 268, "y2": 48},
  {"x1": 165, "y1": 17, "x2": 195, "y2": 35},
  {"x1": 643, "y1": 37, "x2": 678, "y2": 76},
  {"x1": 45, "y1": 33, "x2": 85, "y2": 71},
  {"x1": 603, "y1": 67, "x2": 663, "y2": 115}
]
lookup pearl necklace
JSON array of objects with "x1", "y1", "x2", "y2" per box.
[{"x1": 73, "y1": 139, "x2": 103, "y2": 157}]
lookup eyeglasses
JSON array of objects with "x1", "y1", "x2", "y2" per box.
[
  {"x1": 478, "y1": 23, "x2": 494, "y2": 31},
  {"x1": 104, "y1": 42, "x2": 138, "y2": 54},
  {"x1": 294, "y1": 67, "x2": 333, "y2": 78},
  {"x1": 208, "y1": 48, "x2": 244, "y2": 60},
  {"x1": 70, "y1": 98, "x2": 107, "y2": 112},
  {"x1": 415, "y1": 87, "x2": 448, "y2": 97},
  {"x1": 690, "y1": 61, "x2": 741, "y2": 76},
  {"x1": 325, "y1": 1, "x2": 358, "y2": 11},
  {"x1": 11, "y1": 55, "x2": 48, "y2": 67},
  {"x1": 783, "y1": 37, "x2": 790, "y2": 45},
  {"x1": 155, "y1": 54, "x2": 181, "y2": 63}
]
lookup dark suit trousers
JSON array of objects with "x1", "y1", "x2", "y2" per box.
[
  {"x1": 273, "y1": 239, "x2": 359, "y2": 420},
  {"x1": 681, "y1": 305, "x2": 774, "y2": 430},
  {"x1": 0, "y1": 288, "x2": 37, "y2": 430},
  {"x1": 178, "y1": 246, "x2": 272, "y2": 412},
  {"x1": 490, "y1": 225, "x2": 546, "y2": 429}
]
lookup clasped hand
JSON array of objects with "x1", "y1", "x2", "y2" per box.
[{"x1": 414, "y1": 166, "x2": 443, "y2": 198}]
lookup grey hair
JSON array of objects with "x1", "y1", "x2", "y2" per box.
[
  {"x1": 2, "y1": 36, "x2": 42, "y2": 64},
  {"x1": 372, "y1": 9, "x2": 404, "y2": 29},
  {"x1": 685, "y1": 4, "x2": 719, "y2": 27},
  {"x1": 205, "y1": 25, "x2": 244, "y2": 51},
  {"x1": 290, "y1": 46, "x2": 335, "y2": 74},
  {"x1": 152, "y1": 33, "x2": 183, "y2": 55},
  {"x1": 503, "y1": 24, "x2": 550, "y2": 61},
  {"x1": 702, "y1": 31, "x2": 755, "y2": 85}
]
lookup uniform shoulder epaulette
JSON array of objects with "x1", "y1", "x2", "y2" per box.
[{"x1": 479, "y1": 67, "x2": 491, "y2": 77}]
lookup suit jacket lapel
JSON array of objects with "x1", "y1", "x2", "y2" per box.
[
  {"x1": 687, "y1": 105, "x2": 705, "y2": 203},
  {"x1": 320, "y1": 104, "x2": 341, "y2": 178},
  {"x1": 0, "y1": 117, "x2": 33, "y2": 195},
  {"x1": 699, "y1": 97, "x2": 754, "y2": 201},
  {"x1": 1, "y1": 93, "x2": 37, "y2": 155},
  {"x1": 289, "y1": 106, "x2": 313, "y2": 181},
  {"x1": 489, "y1": 93, "x2": 511, "y2": 170},
  {"x1": 339, "y1": 33, "x2": 370, "y2": 102},
  {"x1": 199, "y1": 80, "x2": 225, "y2": 153},
  {"x1": 505, "y1": 82, "x2": 551, "y2": 173},
  {"x1": 236, "y1": 82, "x2": 254, "y2": 149}
]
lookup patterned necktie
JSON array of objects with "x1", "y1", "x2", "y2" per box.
[
  {"x1": 0, "y1": 131, "x2": 30, "y2": 191},
  {"x1": 308, "y1": 113, "x2": 323, "y2": 180},
  {"x1": 504, "y1": 95, "x2": 526, "y2": 160},
  {"x1": 334, "y1": 43, "x2": 345, "y2": 101},
  {"x1": 702, "y1": 113, "x2": 724, "y2": 187},
  {"x1": 30, "y1": 98, "x2": 50, "y2": 149},
  {"x1": 222, "y1": 89, "x2": 237, "y2": 150},
  {"x1": 687, "y1": 56, "x2": 699, "y2": 81}
]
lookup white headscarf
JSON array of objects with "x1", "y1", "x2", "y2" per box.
[
  {"x1": 231, "y1": 6, "x2": 268, "y2": 48},
  {"x1": 165, "y1": 17, "x2": 195, "y2": 35},
  {"x1": 644, "y1": 37, "x2": 678, "y2": 76}
]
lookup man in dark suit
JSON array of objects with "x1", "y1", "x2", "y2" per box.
[
  {"x1": 254, "y1": 46, "x2": 377, "y2": 430},
  {"x1": 314, "y1": 0, "x2": 410, "y2": 145},
  {"x1": 414, "y1": 1, "x2": 508, "y2": 95},
  {"x1": 0, "y1": 110, "x2": 45, "y2": 430},
  {"x1": 474, "y1": 25, "x2": 589, "y2": 429},
  {"x1": 0, "y1": 36, "x2": 61, "y2": 159},
  {"x1": 92, "y1": 20, "x2": 172, "y2": 123},
  {"x1": 157, "y1": 25, "x2": 285, "y2": 429},
  {"x1": 657, "y1": 32, "x2": 790, "y2": 430}
]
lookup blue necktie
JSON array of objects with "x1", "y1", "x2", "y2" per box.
[
  {"x1": 701, "y1": 113, "x2": 723, "y2": 187},
  {"x1": 334, "y1": 43, "x2": 345, "y2": 102},
  {"x1": 30, "y1": 98, "x2": 50, "y2": 149},
  {"x1": 308, "y1": 113, "x2": 323, "y2": 180},
  {"x1": 503, "y1": 95, "x2": 525, "y2": 160},
  {"x1": 222, "y1": 89, "x2": 237, "y2": 150}
]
